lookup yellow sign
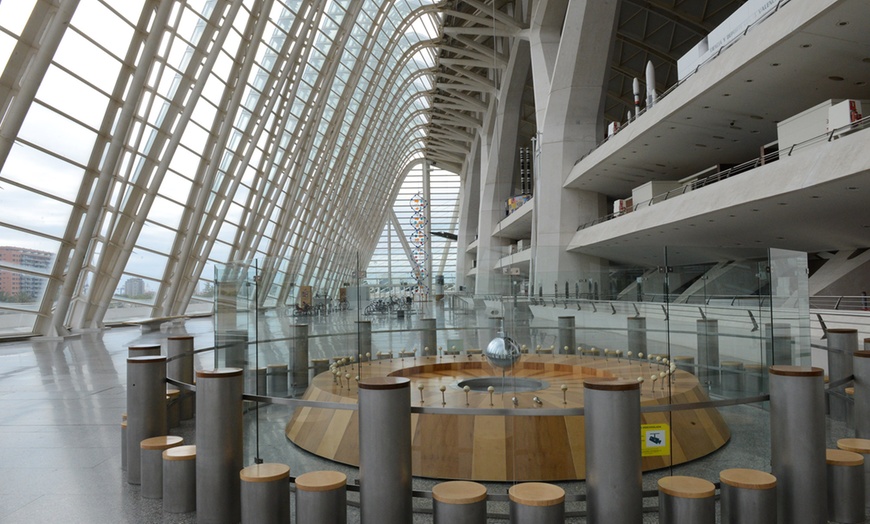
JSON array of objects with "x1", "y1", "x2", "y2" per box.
[{"x1": 641, "y1": 423, "x2": 670, "y2": 457}]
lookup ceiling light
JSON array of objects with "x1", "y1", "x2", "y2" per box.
[
  {"x1": 829, "y1": 76, "x2": 844, "y2": 81},
  {"x1": 770, "y1": 63, "x2": 781, "y2": 67}
]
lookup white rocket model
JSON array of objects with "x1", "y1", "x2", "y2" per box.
[
  {"x1": 633, "y1": 77, "x2": 641, "y2": 119},
  {"x1": 645, "y1": 60, "x2": 657, "y2": 108}
]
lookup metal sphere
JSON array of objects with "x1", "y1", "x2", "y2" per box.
[{"x1": 485, "y1": 334, "x2": 521, "y2": 369}]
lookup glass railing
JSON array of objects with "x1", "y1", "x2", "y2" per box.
[{"x1": 156, "y1": 245, "x2": 858, "y2": 518}]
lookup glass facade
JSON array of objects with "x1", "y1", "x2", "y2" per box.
[{"x1": 0, "y1": 0, "x2": 442, "y2": 336}]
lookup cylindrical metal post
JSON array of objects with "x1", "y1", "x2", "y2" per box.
[
  {"x1": 627, "y1": 317, "x2": 647, "y2": 357},
  {"x1": 163, "y1": 445, "x2": 196, "y2": 513},
  {"x1": 240, "y1": 463, "x2": 290, "y2": 524},
  {"x1": 855, "y1": 351, "x2": 870, "y2": 439},
  {"x1": 421, "y1": 318, "x2": 438, "y2": 358},
  {"x1": 311, "y1": 358, "x2": 330, "y2": 380},
  {"x1": 141, "y1": 435, "x2": 184, "y2": 499},
  {"x1": 167, "y1": 335, "x2": 195, "y2": 419},
  {"x1": 721, "y1": 361, "x2": 745, "y2": 392},
  {"x1": 357, "y1": 320, "x2": 372, "y2": 362},
  {"x1": 697, "y1": 319, "x2": 719, "y2": 387},
  {"x1": 225, "y1": 329, "x2": 248, "y2": 369},
  {"x1": 508, "y1": 482, "x2": 565, "y2": 523},
  {"x1": 838, "y1": 438, "x2": 870, "y2": 514},
  {"x1": 127, "y1": 355, "x2": 167, "y2": 485},
  {"x1": 657, "y1": 476, "x2": 715, "y2": 524},
  {"x1": 558, "y1": 316, "x2": 576, "y2": 355},
  {"x1": 765, "y1": 323, "x2": 793, "y2": 366},
  {"x1": 828, "y1": 329, "x2": 859, "y2": 421},
  {"x1": 267, "y1": 364, "x2": 288, "y2": 397},
  {"x1": 769, "y1": 365, "x2": 826, "y2": 524},
  {"x1": 584, "y1": 378, "x2": 642, "y2": 524},
  {"x1": 719, "y1": 468, "x2": 777, "y2": 524},
  {"x1": 358, "y1": 377, "x2": 411, "y2": 524},
  {"x1": 196, "y1": 368, "x2": 244, "y2": 524},
  {"x1": 825, "y1": 449, "x2": 864, "y2": 524},
  {"x1": 295, "y1": 471, "x2": 347, "y2": 524},
  {"x1": 291, "y1": 324, "x2": 309, "y2": 389},
  {"x1": 432, "y1": 481, "x2": 487, "y2": 524}
]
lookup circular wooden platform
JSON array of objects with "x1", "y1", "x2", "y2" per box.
[{"x1": 286, "y1": 353, "x2": 730, "y2": 481}]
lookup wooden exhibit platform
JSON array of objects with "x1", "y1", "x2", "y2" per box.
[{"x1": 286, "y1": 353, "x2": 730, "y2": 481}]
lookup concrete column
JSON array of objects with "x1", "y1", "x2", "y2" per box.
[
  {"x1": 697, "y1": 319, "x2": 719, "y2": 387},
  {"x1": 769, "y1": 365, "x2": 826, "y2": 524},
  {"x1": 764, "y1": 323, "x2": 792, "y2": 366},
  {"x1": 196, "y1": 368, "x2": 244, "y2": 524},
  {"x1": 627, "y1": 317, "x2": 647, "y2": 356},
  {"x1": 558, "y1": 316, "x2": 576, "y2": 355},
  {"x1": 421, "y1": 318, "x2": 438, "y2": 358},
  {"x1": 854, "y1": 351, "x2": 870, "y2": 438},
  {"x1": 291, "y1": 324, "x2": 309, "y2": 389},
  {"x1": 356, "y1": 320, "x2": 372, "y2": 362},
  {"x1": 584, "y1": 378, "x2": 642, "y2": 524},
  {"x1": 828, "y1": 328, "x2": 858, "y2": 421},
  {"x1": 126, "y1": 355, "x2": 167, "y2": 485},
  {"x1": 167, "y1": 335, "x2": 194, "y2": 419},
  {"x1": 358, "y1": 377, "x2": 411, "y2": 524}
]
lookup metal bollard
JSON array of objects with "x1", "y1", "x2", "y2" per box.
[
  {"x1": 584, "y1": 378, "x2": 642, "y2": 523},
  {"x1": 196, "y1": 368, "x2": 243, "y2": 524},
  {"x1": 719, "y1": 468, "x2": 777, "y2": 524},
  {"x1": 163, "y1": 444, "x2": 196, "y2": 513},
  {"x1": 697, "y1": 319, "x2": 719, "y2": 387},
  {"x1": 627, "y1": 316, "x2": 647, "y2": 357},
  {"x1": 295, "y1": 470, "x2": 347, "y2": 524},
  {"x1": 240, "y1": 463, "x2": 290, "y2": 524},
  {"x1": 167, "y1": 335, "x2": 194, "y2": 419},
  {"x1": 826, "y1": 449, "x2": 865, "y2": 524},
  {"x1": 508, "y1": 482, "x2": 565, "y2": 523},
  {"x1": 769, "y1": 365, "x2": 826, "y2": 524},
  {"x1": 358, "y1": 377, "x2": 411, "y2": 524},
  {"x1": 854, "y1": 351, "x2": 870, "y2": 438},
  {"x1": 291, "y1": 324, "x2": 309, "y2": 389},
  {"x1": 126, "y1": 356, "x2": 167, "y2": 485},
  {"x1": 828, "y1": 329, "x2": 859, "y2": 421},
  {"x1": 432, "y1": 481, "x2": 487, "y2": 524},
  {"x1": 558, "y1": 316, "x2": 576, "y2": 355},
  {"x1": 657, "y1": 476, "x2": 715, "y2": 524}
]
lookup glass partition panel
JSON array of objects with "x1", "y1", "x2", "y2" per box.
[{"x1": 219, "y1": 244, "x2": 813, "y2": 517}]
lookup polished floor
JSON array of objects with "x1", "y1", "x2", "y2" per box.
[{"x1": 0, "y1": 311, "x2": 855, "y2": 523}]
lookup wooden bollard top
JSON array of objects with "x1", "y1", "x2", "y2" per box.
[
  {"x1": 163, "y1": 445, "x2": 196, "y2": 461},
  {"x1": 508, "y1": 482, "x2": 565, "y2": 506},
  {"x1": 826, "y1": 449, "x2": 864, "y2": 467},
  {"x1": 584, "y1": 378, "x2": 641, "y2": 391},
  {"x1": 658, "y1": 476, "x2": 715, "y2": 499},
  {"x1": 768, "y1": 365, "x2": 824, "y2": 377},
  {"x1": 433, "y1": 481, "x2": 487, "y2": 504},
  {"x1": 838, "y1": 438, "x2": 870, "y2": 455},
  {"x1": 295, "y1": 470, "x2": 346, "y2": 492},
  {"x1": 856, "y1": 351, "x2": 870, "y2": 359},
  {"x1": 240, "y1": 463, "x2": 290, "y2": 483},
  {"x1": 195, "y1": 368, "x2": 243, "y2": 379},
  {"x1": 140, "y1": 435, "x2": 183, "y2": 451},
  {"x1": 719, "y1": 468, "x2": 777, "y2": 490}
]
